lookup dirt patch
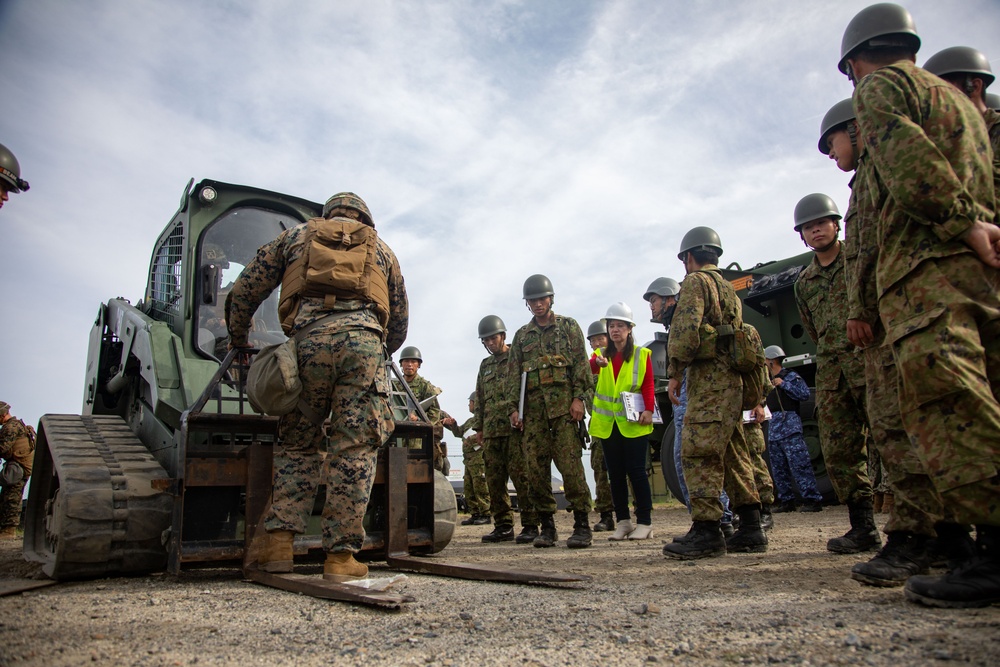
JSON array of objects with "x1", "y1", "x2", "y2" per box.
[{"x1": 1, "y1": 505, "x2": 998, "y2": 666}]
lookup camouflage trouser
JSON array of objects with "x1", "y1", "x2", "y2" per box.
[
  {"x1": 0, "y1": 478, "x2": 26, "y2": 529},
  {"x1": 682, "y1": 364, "x2": 759, "y2": 522},
  {"x1": 864, "y1": 341, "x2": 941, "y2": 535},
  {"x1": 868, "y1": 445, "x2": 890, "y2": 494},
  {"x1": 744, "y1": 422, "x2": 775, "y2": 506},
  {"x1": 483, "y1": 433, "x2": 536, "y2": 528},
  {"x1": 462, "y1": 440, "x2": 490, "y2": 516},
  {"x1": 265, "y1": 329, "x2": 394, "y2": 553},
  {"x1": 521, "y1": 407, "x2": 592, "y2": 515},
  {"x1": 816, "y1": 373, "x2": 872, "y2": 505},
  {"x1": 590, "y1": 438, "x2": 614, "y2": 514},
  {"x1": 880, "y1": 254, "x2": 1000, "y2": 527},
  {"x1": 768, "y1": 433, "x2": 823, "y2": 505}
]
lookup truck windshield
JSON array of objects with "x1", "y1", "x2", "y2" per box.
[{"x1": 196, "y1": 207, "x2": 302, "y2": 358}]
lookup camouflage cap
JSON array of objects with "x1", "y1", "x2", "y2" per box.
[
  {"x1": 0, "y1": 401, "x2": 9, "y2": 416},
  {"x1": 322, "y1": 192, "x2": 373, "y2": 226}
]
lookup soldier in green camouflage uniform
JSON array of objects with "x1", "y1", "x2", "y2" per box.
[
  {"x1": 793, "y1": 194, "x2": 879, "y2": 555},
  {"x1": 505, "y1": 275, "x2": 594, "y2": 549},
  {"x1": 585, "y1": 320, "x2": 615, "y2": 532},
  {"x1": 662, "y1": 228, "x2": 763, "y2": 560},
  {"x1": 743, "y1": 325, "x2": 775, "y2": 530},
  {"x1": 447, "y1": 393, "x2": 490, "y2": 524},
  {"x1": 397, "y1": 346, "x2": 452, "y2": 475},
  {"x1": 819, "y1": 98, "x2": 943, "y2": 587},
  {"x1": 839, "y1": 3, "x2": 999, "y2": 607},
  {"x1": 474, "y1": 316, "x2": 537, "y2": 544},
  {"x1": 227, "y1": 192, "x2": 406, "y2": 579},
  {"x1": 0, "y1": 402, "x2": 33, "y2": 538},
  {"x1": 924, "y1": 46, "x2": 1000, "y2": 197}
]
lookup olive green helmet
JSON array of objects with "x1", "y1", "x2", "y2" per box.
[
  {"x1": 839, "y1": 3, "x2": 920, "y2": 75},
  {"x1": 988, "y1": 93, "x2": 1000, "y2": 110},
  {"x1": 677, "y1": 226, "x2": 723, "y2": 261},
  {"x1": 794, "y1": 193, "x2": 842, "y2": 231},
  {"x1": 818, "y1": 98, "x2": 856, "y2": 155},
  {"x1": 586, "y1": 320, "x2": 607, "y2": 340},
  {"x1": 643, "y1": 277, "x2": 681, "y2": 301},
  {"x1": 522, "y1": 274, "x2": 554, "y2": 300},
  {"x1": 477, "y1": 315, "x2": 506, "y2": 339},
  {"x1": 399, "y1": 346, "x2": 422, "y2": 362},
  {"x1": 322, "y1": 192, "x2": 373, "y2": 226},
  {"x1": 0, "y1": 143, "x2": 29, "y2": 193},
  {"x1": 924, "y1": 46, "x2": 994, "y2": 88}
]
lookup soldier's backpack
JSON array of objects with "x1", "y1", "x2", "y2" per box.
[
  {"x1": 705, "y1": 272, "x2": 769, "y2": 410},
  {"x1": 277, "y1": 217, "x2": 390, "y2": 335}
]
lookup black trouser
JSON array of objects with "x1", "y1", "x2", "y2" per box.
[{"x1": 602, "y1": 423, "x2": 653, "y2": 525}]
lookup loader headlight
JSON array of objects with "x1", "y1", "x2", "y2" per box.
[{"x1": 199, "y1": 186, "x2": 218, "y2": 206}]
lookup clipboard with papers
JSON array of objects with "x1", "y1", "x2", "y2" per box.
[{"x1": 620, "y1": 392, "x2": 664, "y2": 424}]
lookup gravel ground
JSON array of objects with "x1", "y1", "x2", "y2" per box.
[{"x1": 1, "y1": 504, "x2": 998, "y2": 666}]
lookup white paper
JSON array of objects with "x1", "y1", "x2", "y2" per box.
[
  {"x1": 742, "y1": 406, "x2": 773, "y2": 424},
  {"x1": 620, "y1": 392, "x2": 664, "y2": 424}
]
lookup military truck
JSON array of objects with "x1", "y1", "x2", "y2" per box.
[
  {"x1": 645, "y1": 252, "x2": 836, "y2": 503},
  {"x1": 22, "y1": 179, "x2": 460, "y2": 587}
]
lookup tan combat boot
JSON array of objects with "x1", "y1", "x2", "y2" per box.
[
  {"x1": 323, "y1": 552, "x2": 368, "y2": 582},
  {"x1": 258, "y1": 530, "x2": 295, "y2": 573}
]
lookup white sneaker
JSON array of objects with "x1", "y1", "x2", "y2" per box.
[
  {"x1": 609, "y1": 520, "x2": 633, "y2": 541},
  {"x1": 628, "y1": 524, "x2": 653, "y2": 540}
]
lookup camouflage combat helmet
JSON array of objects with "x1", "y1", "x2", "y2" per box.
[
  {"x1": 477, "y1": 315, "x2": 506, "y2": 339},
  {"x1": 677, "y1": 226, "x2": 723, "y2": 261},
  {"x1": 399, "y1": 346, "x2": 423, "y2": 362},
  {"x1": 586, "y1": 320, "x2": 607, "y2": 340},
  {"x1": 322, "y1": 192, "x2": 373, "y2": 226},
  {"x1": 924, "y1": 46, "x2": 995, "y2": 88},
  {"x1": 522, "y1": 274, "x2": 554, "y2": 300},
  {"x1": 0, "y1": 143, "x2": 29, "y2": 193},
  {"x1": 839, "y1": 3, "x2": 920, "y2": 76},
  {"x1": 764, "y1": 345, "x2": 786, "y2": 360},
  {"x1": 643, "y1": 277, "x2": 681, "y2": 301},
  {"x1": 818, "y1": 98, "x2": 857, "y2": 155},
  {"x1": 794, "y1": 194, "x2": 842, "y2": 231}
]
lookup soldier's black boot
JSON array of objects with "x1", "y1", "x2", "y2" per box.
[
  {"x1": 662, "y1": 521, "x2": 727, "y2": 560},
  {"x1": 850, "y1": 531, "x2": 931, "y2": 587},
  {"x1": 760, "y1": 504, "x2": 774, "y2": 532},
  {"x1": 727, "y1": 505, "x2": 768, "y2": 553},
  {"x1": 592, "y1": 511, "x2": 615, "y2": 532},
  {"x1": 471, "y1": 514, "x2": 491, "y2": 525},
  {"x1": 515, "y1": 524, "x2": 539, "y2": 545},
  {"x1": 481, "y1": 524, "x2": 514, "y2": 543},
  {"x1": 905, "y1": 524, "x2": 1000, "y2": 608},
  {"x1": 533, "y1": 514, "x2": 557, "y2": 548},
  {"x1": 566, "y1": 511, "x2": 593, "y2": 549},
  {"x1": 827, "y1": 500, "x2": 882, "y2": 554}
]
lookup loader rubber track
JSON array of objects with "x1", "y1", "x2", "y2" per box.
[{"x1": 23, "y1": 414, "x2": 173, "y2": 580}]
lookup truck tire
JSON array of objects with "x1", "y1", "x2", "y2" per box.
[
  {"x1": 660, "y1": 423, "x2": 686, "y2": 503},
  {"x1": 23, "y1": 415, "x2": 173, "y2": 580}
]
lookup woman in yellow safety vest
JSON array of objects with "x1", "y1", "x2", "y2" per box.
[{"x1": 588, "y1": 302, "x2": 655, "y2": 540}]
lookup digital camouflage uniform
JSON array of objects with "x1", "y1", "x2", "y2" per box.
[
  {"x1": 0, "y1": 416, "x2": 33, "y2": 530},
  {"x1": 226, "y1": 217, "x2": 407, "y2": 554},
  {"x1": 844, "y1": 136, "x2": 941, "y2": 536},
  {"x1": 504, "y1": 315, "x2": 593, "y2": 514},
  {"x1": 667, "y1": 266, "x2": 758, "y2": 522},
  {"x1": 984, "y1": 108, "x2": 1000, "y2": 198},
  {"x1": 765, "y1": 370, "x2": 823, "y2": 506},
  {"x1": 448, "y1": 417, "x2": 490, "y2": 517},
  {"x1": 854, "y1": 59, "x2": 999, "y2": 527},
  {"x1": 475, "y1": 348, "x2": 535, "y2": 529},
  {"x1": 795, "y1": 247, "x2": 872, "y2": 505}
]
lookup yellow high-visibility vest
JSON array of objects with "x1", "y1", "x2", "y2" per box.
[{"x1": 589, "y1": 346, "x2": 654, "y2": 439}]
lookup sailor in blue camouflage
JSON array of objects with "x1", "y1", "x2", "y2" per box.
[
  {"x1": 765, "y1": 361, "x2": 823, "y2": 508},
  {"x1": 226, "y1": 200, "x2": 407, "y2": 555}
]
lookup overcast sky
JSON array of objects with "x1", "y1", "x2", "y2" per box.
[{"x1": 1, "y1": 0, "x2": 997, "y2": 473}]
